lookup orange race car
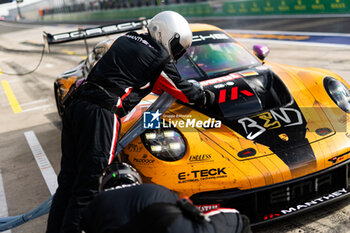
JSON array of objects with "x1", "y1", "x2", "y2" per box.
[{"x1": 46, "y1": 21, "x2": 350, "y2": 226}]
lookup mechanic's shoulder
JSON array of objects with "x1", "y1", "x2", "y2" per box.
[
  {"x1": 124, "y1": 32, "x2": 153, "y2": 45},
  {"x1": 122, "y1": 31, "x2": 168, "y2": 59},
  {"x1": 125, "y1": 31, "x2": 139, "y2": 36},
  {"x1": 134, "y1": 32, "x2": 165, "y2": 50}
]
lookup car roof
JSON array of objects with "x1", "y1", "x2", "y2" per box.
[{"x1": 189, "y1": 23, "x2": 224, "y2": 33}]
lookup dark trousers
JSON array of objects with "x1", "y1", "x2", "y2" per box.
[{"x1": 46, "y1": 99, "x2": 120, "y2": 233}]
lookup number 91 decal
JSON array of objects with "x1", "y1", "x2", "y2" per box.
[{"x1": 238, "y1": 108, "x2": 303, "y2": 140}]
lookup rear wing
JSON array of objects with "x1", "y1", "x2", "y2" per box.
[{"x1": 43, "y1": 19, "x2": 149, "y2": 52}]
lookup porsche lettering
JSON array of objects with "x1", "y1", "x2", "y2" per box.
[
  {"x1": 53, "y1": 22, "x2": 142, "y2": 41},
  {"x1": 192, "y1": 33, "x2": 230, "y2": 42}
]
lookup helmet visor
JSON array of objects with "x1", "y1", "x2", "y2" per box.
[{"x1": 170, "y1": 35, "x2": 187, "y2": 61}]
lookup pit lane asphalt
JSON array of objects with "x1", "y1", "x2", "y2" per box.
[{"x1": 0, "y1": 21, "x2": 350, "y2": 233}]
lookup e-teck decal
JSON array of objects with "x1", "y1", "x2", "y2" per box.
[{"x1": 177, "y1": 167, "x2": 227, "y2": 184}]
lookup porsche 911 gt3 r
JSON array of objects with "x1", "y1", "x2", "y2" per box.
[{"x1": 49, "y1": 22, "x2": 350, "y2": 226}]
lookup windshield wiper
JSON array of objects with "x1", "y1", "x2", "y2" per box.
[{"x1": 184, "y1": 54, "x2": 209, "y2": 80}]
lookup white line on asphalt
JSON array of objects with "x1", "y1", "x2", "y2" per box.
[
  {"x1": 0, "y1": 171, "x2": 11, "y2": 233},
  {"x1": 20, "y1": 98, "x2": 49, "y2": 107},
  {"x1": 22, "y1": 104, "x2": 53, "y2": 113},
  {"x1": 24, "y1": 131, "x2": 58, "y2": 195}
]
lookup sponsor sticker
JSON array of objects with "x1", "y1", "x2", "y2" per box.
[
  {"x1": 213, "y1": 81, "x2": 235, "y2": 89},
  {"x1": 177, "y1": 168, "x2": 227, "y2": 184},
  {"x1": 238, "y1": 107, "x2": 303, "y2": 140},
  {"x1": 189, "y1": 154, "x2": 213, "y2": 163},
  {"x1": 133, "y1": 154, "x2": 155, "y2": 164},
  {"x1": 240, "y1": 71, "x2": 259, "y2": 77},
  {"x1": 280, "y1": 188, "x2": 348, "y2": 215},
  {"x1": 127, "y1": 143, "x2": 143, "y2": 153},
  {"x1": 200, "y1": 73, "x2": 241, "y2": 87},
  {"x1": 196, "y1": 204, "x2": 221, "y2": 212}
]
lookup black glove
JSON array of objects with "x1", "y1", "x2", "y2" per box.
[
  {"x1": 240, "y1": 215, "x2": 252, "y2": 233},
  {"x1": 203, "y1": 89, "x2": 215, "y2": 107}
]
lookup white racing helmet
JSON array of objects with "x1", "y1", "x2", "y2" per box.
[{"x1": 147, "y1": 11, "x2": 192, "y2": 61}]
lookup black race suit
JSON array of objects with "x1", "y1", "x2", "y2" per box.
[
  {"x1": 81, "y1": 184, "x2": 249, "y2": 233},
  {"x1": 46, "y1": 32, "x2": 206, "y2": 233}
]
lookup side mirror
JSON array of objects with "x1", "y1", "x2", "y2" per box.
[{"x1": 253, "y1": 44, "x2": 270, "y2": 61}]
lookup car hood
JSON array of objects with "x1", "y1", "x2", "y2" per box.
[
  {"x1": 120, "y1": 64, "x2": 344, "y2": 178},
  {"x1": 166, "y1": 65, "x2": 341, "y2": 177},
  {"x1": 194, "y1": 65, "x2": 336, "y2": 142}
]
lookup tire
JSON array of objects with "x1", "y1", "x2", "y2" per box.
[{"x1": 54, "y1": 81, "x2": 65, "y2": 118}]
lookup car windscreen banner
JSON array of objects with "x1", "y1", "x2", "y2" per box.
[{"x1": 192, "y1": 31, "x2": 236, "y2": 46}]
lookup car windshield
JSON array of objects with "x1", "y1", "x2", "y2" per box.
[{"x1": 175, "y1": 35, "x2": 261, "y2": 80}]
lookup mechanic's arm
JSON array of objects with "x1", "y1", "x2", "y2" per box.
[{"x1": 152, "y1": 63, "x2": 207, "y2": 105}]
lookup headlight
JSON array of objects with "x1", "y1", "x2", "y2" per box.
[
  {"x1": 141, "y1": 128, "x2": 186, "y2": 161},
  {"x1": 324, "y1": 76, "x2": 350, "y2": 113}
]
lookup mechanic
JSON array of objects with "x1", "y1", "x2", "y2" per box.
[
  {"x1": 46, "y1": 11, "x2": 214, "y2": 233},
  {"x1": 81, "y1": 162, "x2": 252, "y2": 233}
]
